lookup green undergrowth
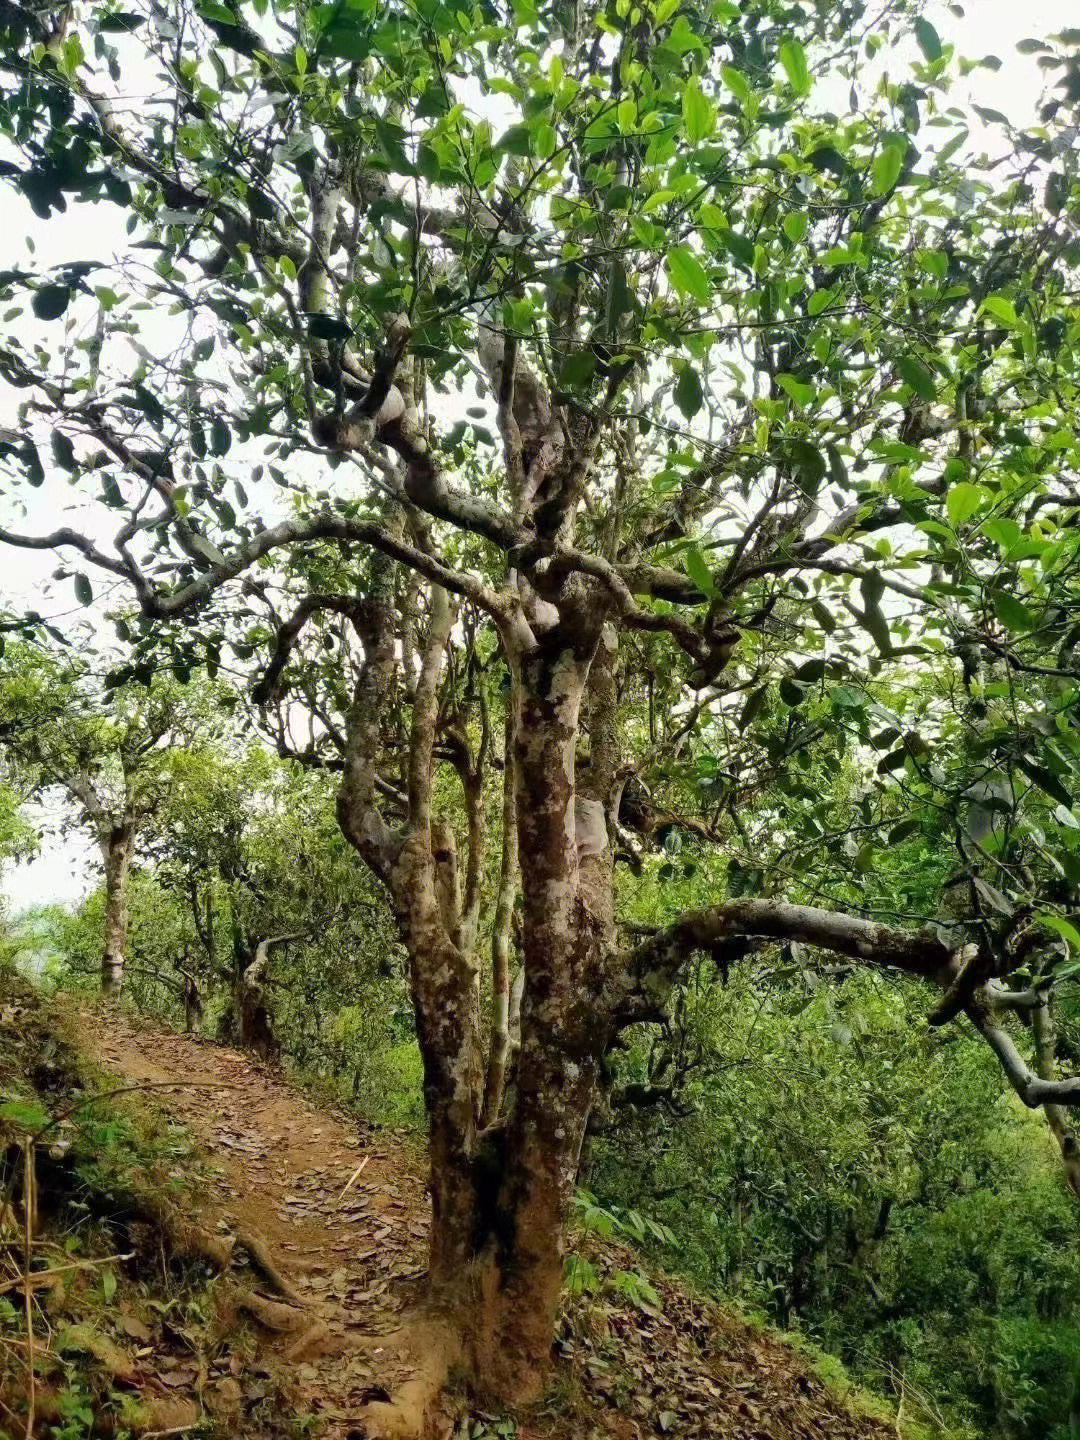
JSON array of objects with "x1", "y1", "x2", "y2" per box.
[{"x1": 0, "y1": 974, "x2": 294, "y2": 1439}]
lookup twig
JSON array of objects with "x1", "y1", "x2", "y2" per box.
[
  {"x1": 0, "y1": 1250, "x2": 135, "y2": 1296},
  {"x1": 23, "y1": 1140, "x2": 35, "y2": 1440},
  {"x1": 335, "y1": 1155, "x2": 370, "y2": 1209}
]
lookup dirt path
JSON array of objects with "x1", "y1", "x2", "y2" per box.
[
  {"x1": 75, "y1": 1003, "x2": 435, "y2": 1436},
  {"x1": 66, "y1": 1003, "x2": 901, "y2": 1440}
]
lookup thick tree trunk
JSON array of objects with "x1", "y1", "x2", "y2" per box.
[
  {"x1": 333, "y1": 558, "x2": 619, "y2": 1411},
  {"x1": 423, "y1": 1043, "x2": 597, "y2": 1404},
  {"x1": 428, "y1": 614, "x2": 612, "y2": 1404},
  {"x1": 100, "y1": 828, "x2": 131, "y2": 996}
]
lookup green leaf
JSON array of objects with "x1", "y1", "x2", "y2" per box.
[
  {"x1": 739, "y1": 685, "x2": 768, "y2": 730},
  {"x1": 305, "y1": 313, "x2": 353, "y2": 342},
  {"x1": 321, "y1": 20, "x2": 370, "y2": 60},
  {"x1": 1017, "y1": 758, "x2": 1073, "y2": 808},
  {"x1": 674, "y1": 365, "x2": 704, "y2": 419},
  {"x1": 917, "y1": 249, "x2": 949, "y2": 280},
  {"x1": 494, "y1": 123, "x2": 533, "y2": 157},
  {"x1": 895, "y1": 355, "x2": 936, "y2": 400},
  {"x1": 787, "y1": 439, "x2": 826, "y2": 492},
  {"x1": 778, "y1": 37, "x2": 810, "y2": 96},
  {"x1": 721, "y1": 65, "x2": 750, "y2": 102},
  {"x1": 777, "y1": 374, "x2": 815, "y2": 409},
  {"x1": 807, "y1": 146, "x2": 848, "y2": 178},
  {"x1": 51, "y1": 431, "x2": 77, "y2": 471},
  {"x1": 559, "y1": 350, "x2": 597, "y2": 389},
  {"x1": 1037, "y1": 913, "x2": 1080, "y2": 953},
  {"x1": 914, "y1": 16, "x2": 943, "y2": 61},
  {"x1": 872, "y1": 138, "x2": 906, "y2": 195},
  {"x1": 665, "y1": 246, "x2": 710, "y2": 304},
  {"x1": 992, "y1": 590, "x2": 1035, "y2": 633},
  {"x1": 981, "y1": 518, "x2": 1021, "y2": 553},
  {"x1": 74, "y1": 573, "x2": 93, "y2": 606},
  {"x1": 795, "y1": 658, "x2": 826, "y2": 682},
  {"x1": 877, "y1": 747, "x2": 909, "y2": 774},
  {"x1": 681, "y1": 76, "x2": 715, "y2": 143},
  {"x1": 196, "y1": 1, "x2": 239, "y2": 23},
  {"x1": 102, "y1": 1269, "x2": 117, "y2": 1303},
  {"x1": 684, "y1": 545, "x2": 716, "y2": 598},
  {"x1": 96, "y1": 12, "x2": 144, "y2": 31},
  {"x1": 946, "y1": 482, "x2": 984, "y2": 526},
  {"x1": 980, "y1": 295, "x2": 1020, "y2": 328},
  {"x1": 210, "y1": 419, "x2": 231, "y2": 456},
  {"x1": 722, "y1": 229, "x2": 755, "y2": 272},
  {"x1": 782, "y1": 212, "x2": 808, "y2": 243}
]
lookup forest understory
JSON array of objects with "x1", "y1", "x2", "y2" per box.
[{"x1": 1, "y1": 979, "x2": 906, "y2": 1440}]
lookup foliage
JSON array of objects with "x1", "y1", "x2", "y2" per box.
[
  {"x1": 593, "y1": 965, "x2": 1080, "y2": 1438},
  {"x1": 2, "y1": 0, "x2": 1080, "y2": 1419}
]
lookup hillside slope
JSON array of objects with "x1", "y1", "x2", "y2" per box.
[{"x1": 1, "y1": 987, "x2": 903, "y2": 1440}]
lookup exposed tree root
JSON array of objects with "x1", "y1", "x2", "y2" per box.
[
  {"x1": 231, "y1": 1286, "x2": 330, "y2": 1359},
  {"x1": 56, "y1": 1322, "x2": 140, "y2": 1385},
  {"x1": 349, "y1": 1317, "x2": 461, "y2": 1440},
  {"x1": 33, "y1": 1388, "x2": 200, "y2": 1437},
  {"x1": 232, "y1": 1223, "x2": 307, "y2": 1305}
]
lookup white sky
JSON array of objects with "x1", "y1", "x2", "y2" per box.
[{"x1": 1, "y1": 0, "x2": 1076, "y2": 916}]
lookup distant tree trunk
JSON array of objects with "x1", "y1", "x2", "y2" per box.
[
  {"x1": 182, "y1": 971, "x2": 203, "y2": 1033},
  {"x1": 100, "y1": 825, "x2": 132, "y2": 996},
  {"x1": 235, "y1": 933, "x2": 301, "y2": 1062}
]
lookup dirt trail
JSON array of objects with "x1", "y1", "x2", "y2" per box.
[
  {"x1": 68, "y1": 1004, "x2": 901, "y2": 1440},
  {"x1": 75, "y1": 1003, "x2": 434, "y2": 1436}
]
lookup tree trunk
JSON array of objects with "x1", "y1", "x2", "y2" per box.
[
  {"x1": 235, "y1": 934, "x2": 301, "y2": 1062},
  {"x1": 1032, "y1": 997, "x2": 1080, "y2": 1199},
  {"x1": 332, "y1": 561, "x2": 619, "y2": 1409},
  {"x1": 100, "y1": 828, "x2": 131, "y2": 996},
  {"x1": 423, "y1": 617, "x2": 613, "y2": 1404},
  {"x1": 481, "y1": 707, "x2": 518, "y2": 1127}
]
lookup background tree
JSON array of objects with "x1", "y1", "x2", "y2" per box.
[
  {"x1": 0, "y1": 651, "x2": 216, "y2": 992},
  {"x1": 141, "y1": 741, "x2": 401, "y2": 1056},
  {"x1": 2, "y1": 0, "x2": 1080, "y2": 1423}
]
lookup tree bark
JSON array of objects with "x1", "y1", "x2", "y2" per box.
[
  {"x1": 100, "y1": 827, "x2": 132, "y2": 996},
  {"x1": 446, "y1": 607, "x2": 613, "y2": 1402},
  {"x1": 1031, "y1": 994, "x2": 1080, "y2": 1199},
  {"x1": 481, "y1": 705, "x2": 518, "y2": 1127}
]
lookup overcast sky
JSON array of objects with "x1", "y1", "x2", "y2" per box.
[{"x1": 2, "y1": 0, "x2": 1076, "y2": 916}]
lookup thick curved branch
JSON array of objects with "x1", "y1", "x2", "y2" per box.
[
  {"x1": 614, "y1": 901, "x2": 956, "y2": 1027},
  {"x1": 968, "y1": 1004, "x2": 1080, "y2": 1108},
  {"x1": 616, "y1": 901, "x2": 1080, "y2": 1144},
  {"x1": 0, "y1": 510, "x2": 506, "y2": 629}
]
